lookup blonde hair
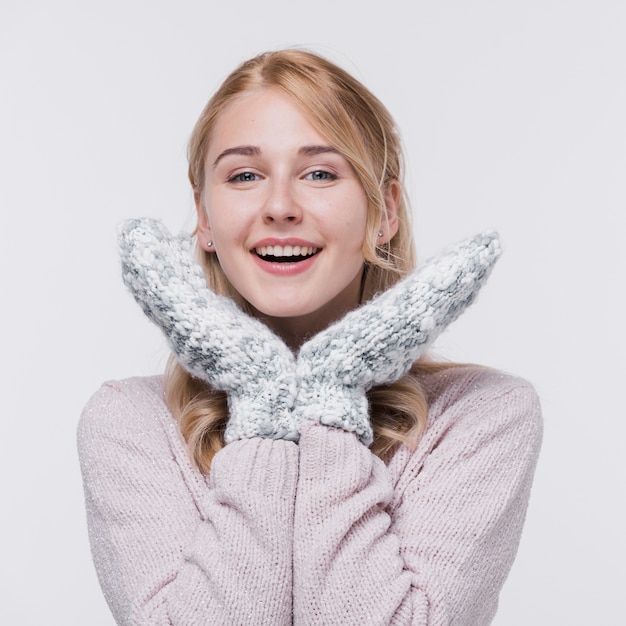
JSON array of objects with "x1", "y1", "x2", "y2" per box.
[{"x1": 166, "y1": 49, "x2": 442, "y2": 472}]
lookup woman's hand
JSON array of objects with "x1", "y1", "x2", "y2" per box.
[
  {"x1": 118, "y1": 218, "x2": 298, "y2": 442},
  {"x1": 118, "y1": 220, "x2": 500, "y2": 446},
  {"x1": 294, "y1": 231, "x2": 502, "y2": 445}
]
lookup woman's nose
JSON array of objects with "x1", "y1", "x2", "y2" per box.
[{"x1": 261, "y1": 179, "x2": 303, "y2": 224}]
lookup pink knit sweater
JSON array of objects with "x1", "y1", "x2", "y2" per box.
[{"x1": 78, "y1": 365, "x2": 542, "y2": 625}]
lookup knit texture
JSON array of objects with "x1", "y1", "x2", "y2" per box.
[
  {"x1": 118, "y1": 218, "x2": 298, "y2": 442},
  {"x1": 78, "y1": 377, "x2": 298, "y2": 624},
  {"x1": 296, "y1": 231, "x2": 501, "y2": 444},
  {"x1": 119, "y1": 218, "x2": 501, "y2": 445},
  {"x1": 78, "y1": 367, "x2": 542, "y2": 625}
]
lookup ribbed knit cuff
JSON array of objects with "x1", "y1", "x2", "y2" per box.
[
  {"x1": 296, "y1": 421, "x2": 382, "y2": 501},
  {"x1": 205, "y1": 438, "x2": 299, "y2": 517}
]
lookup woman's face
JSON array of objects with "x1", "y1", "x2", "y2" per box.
[{"x1": 197, "y1": 88, "x2": 392, "y2": 339}]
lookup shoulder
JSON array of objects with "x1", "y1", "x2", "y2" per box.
[
  {"x1": 77, "y1": 375, "x2": 211, "y2": 518},
  {"x1": 79, "y1": 374, "x2": 168, "y2": 424},
  {"x1": 390, "y1": 364, "x2": 542, "y2": 479},
  {"x1": 388, "y1": 364, "x2": 543, "y2": 507},
  {"x1": 419, "y1": 364, "x2": 542, "y2": 433},
  {"x1": 77, "y1": 375, "x2": 175, "y2": 451},
  {"x1": 420, "y1": 364, "x2": 543, "y2": 471}
]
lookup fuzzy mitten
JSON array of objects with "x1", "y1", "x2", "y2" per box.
[
  {"x1": 118, "y1": 218, "x2": 298, "y2": 442},
  {"x1": 295, "y1": 231, "x2": 501, "y2": 445}
]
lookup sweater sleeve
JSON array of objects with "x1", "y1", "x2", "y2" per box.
[
  {"x1": 292, "y1": 369, "x2": 542, "y2": 626},
  {"x1": 77, "y1": 378, "x2": 298, "y2": 626}
]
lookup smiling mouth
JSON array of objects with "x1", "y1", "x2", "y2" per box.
[{"x1": 254, "y1": 244, "x2": 320, "y2": 263}]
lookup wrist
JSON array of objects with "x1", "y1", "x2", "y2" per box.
[
  {"x1": 225, "y1": 392, "x2": 298, "y2": 442},
  {"x1": 296, "y1": 383, "x2": 372, "y2": 445}
]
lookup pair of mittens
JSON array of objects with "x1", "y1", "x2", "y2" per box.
[{"x1": 119, "y1": 218, "x2": 500, "y2": 445}]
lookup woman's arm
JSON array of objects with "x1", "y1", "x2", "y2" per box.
[
  {"x1": 292, "y1": 369, "x2": 542, "y2": 625},
  {"x1": 78, "y1": 377, "x2": 297, "y2": 626}
]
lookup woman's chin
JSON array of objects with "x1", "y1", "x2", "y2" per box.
[{"x1": 251, "y1": 302, "x2": 321, "y2": 323}]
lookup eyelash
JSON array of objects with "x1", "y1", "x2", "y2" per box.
[
  {"x1": 304, "y1": 170, "x2": 338, "y2": 181},
  {"x1": 226, "y1": 169, "x2": 338, "y2": 184},
  {"x1": 228, "y1": 171, "x2": 259, "y2": 183}
]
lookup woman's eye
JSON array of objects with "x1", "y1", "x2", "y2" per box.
[
  {"x1": 228, "y1": 172, "x2": 258, "y2": 183},
  {"x1": 305, "y1": 170, "x2": 337, "y2": 181}
]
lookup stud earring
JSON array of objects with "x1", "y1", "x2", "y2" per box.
[
  {"x1": 377, "y1": 231, "x2": 384, "y2": 238},
  {"x1": 207, "y1": 241, "x2": 213, "y2": 248}
]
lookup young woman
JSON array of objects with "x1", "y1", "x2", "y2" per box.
[{"x1": 78, "y1": 49, "x2": 542, "y2": 625}]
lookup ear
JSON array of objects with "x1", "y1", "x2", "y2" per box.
[
  {"x1": 195, "y1": 190, "x2": 215, "y2": 253},
  {"x1": 377, "y1": 180, "x2": 400, "y2": 244}
]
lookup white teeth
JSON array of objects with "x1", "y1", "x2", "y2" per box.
[{"x1": 255, "y1": 245, "x2": 318, "y2": 258}]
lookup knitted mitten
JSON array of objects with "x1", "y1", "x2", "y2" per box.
[
  {"x1": 118, "y1": 218, "x2": 298, "y2": 442},
  {"x1": 295, "y1": 231, "x2": 502, "y2": 445}
]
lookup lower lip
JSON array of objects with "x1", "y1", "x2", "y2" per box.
[{"x1": 252, "y1": 252, "x2": 320, "y2": 276}]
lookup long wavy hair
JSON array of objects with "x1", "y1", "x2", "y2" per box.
[{"x1": 166, "y1": 49, "x2": 448, "y2": 473}]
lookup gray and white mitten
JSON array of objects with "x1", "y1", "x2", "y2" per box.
[
  {"x1": 295, "y1": 231, "x2": 502, "y2": 445},
  {"x1": 118, "y1": 218, "x2": 298, "y2": 442}
]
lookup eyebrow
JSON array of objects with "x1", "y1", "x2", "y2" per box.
[
  {"x1": 298, "y1": 145, "x2": 340, "y2": 157},
  {"x1": 212, "y1": 144, "x2": 340, "y2": 167},
  {"x1": 212, "y1": 146, "x2": 261, "y2": 167}
]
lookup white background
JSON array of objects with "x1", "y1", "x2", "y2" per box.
[{"x1": 1, "y1": 1, "x2": 624, "y2": 624}]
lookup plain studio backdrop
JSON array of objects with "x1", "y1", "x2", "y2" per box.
[{"x1": 1, "y1": 1, "x2": 624, "y2": 624}]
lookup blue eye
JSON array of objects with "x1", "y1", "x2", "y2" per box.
[
  {"x1": 305, "y1": 170, "x2": 337, "y2": 181},
  {"x1": 229, "y1": 172, "x2": 258, "y2": 183}
]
